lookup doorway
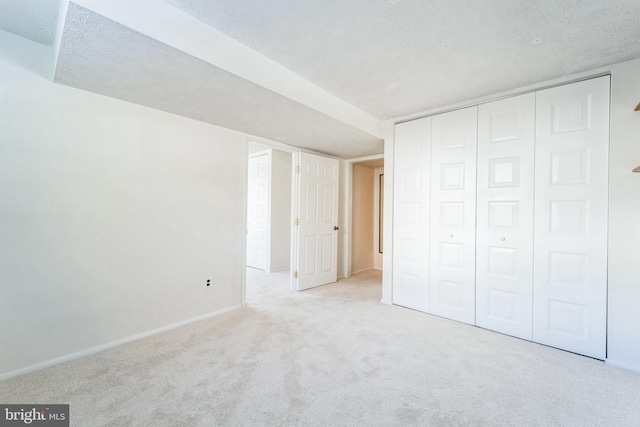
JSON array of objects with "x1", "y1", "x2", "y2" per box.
[
  {"x1": 246, "y1": 142, "x2": 292, "y2": 273},
  {"x1": 350, "y1": 159, "x2": 384, "y2": 275}
]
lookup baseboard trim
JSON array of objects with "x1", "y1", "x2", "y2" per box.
[
  {"x1": 351, "y1": 267, "x2": 375, "y2": 275},
  {"x1": 380, "y1": 298, "x2": 393, "y2": 305},
  {"x1": 0, "y1": 304, "x2": 243, "y2": 382},
  {"x1": 605, "y1": 358, "x2": 640, "y2": 373}
]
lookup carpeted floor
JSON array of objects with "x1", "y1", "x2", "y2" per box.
[{"x1": 1, "y1": 268, "x2": 640, "y2": 426}]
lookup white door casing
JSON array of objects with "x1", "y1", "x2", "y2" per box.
[
  {"x1": 476, "y1": 93, "x2": 535, "y2": 339},
  {"x1": 295, "y1": 152, "x2": 339, "y2": 291},
  {"x1": 392, "y1": 118, "x2": 432, "y2": 311},
  {"x1": 533, "y1": 76, "x2": 610, "y2": 359},
  {"x1": 429, "y1": 106, "x2": 478, "y2": 325},
  {"x1": 247, "y1": 153, "x2": 269, "y2": 270}
]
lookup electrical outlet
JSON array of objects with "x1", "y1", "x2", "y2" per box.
[{"x1": 204, "y1": 275, "x2": 213, "y2": 287}]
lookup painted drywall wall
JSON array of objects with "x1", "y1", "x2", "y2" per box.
[
  {"x1": 373, "y1": 166, "x2": 383, "y2": 270},
  {"x1": 607, "y1": 58, "x2": 640, "y2": 372},
  {"x1": 351, "y1": 164, "x2": 374, "y2": 274},
  {"x1": 382, "y1": 58, "x2": 640, "y2": 372},
  {"x1": 0, "y1": 31, "x2": 246, "y2": 377},
  {"x1": 269, "y1": 149, "x2": 292, "y2": 272},
  {"x1": 381, "y1": 128, "x2": 395, "y2": 305},
  {"x1": 337, "y1": 160, "x2": 350, "y2": 279}
]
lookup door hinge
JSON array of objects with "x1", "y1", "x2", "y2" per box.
[
  {"x1": 295, "y1": 165, "x2": 300, "y2": 173},
  {"x1": 294, "y1": 218, "x2": 299, "y2": 226},
  {"x1": 294, "y1": 271, "x2": 298, "y2": 278}
]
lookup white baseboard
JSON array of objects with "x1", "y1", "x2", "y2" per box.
[
  {"x1": 605, "y1": 358, "x2": 640, "y2": 373},
  {"x1": 0, "y1": 304, "x2": 243, "y2": 382},
  {"x1": 380, "y1": 298, "x2": 393, "y2": 305},
  {"x1": 351, "y1": 267, "x2": 375, "y2": 275}
]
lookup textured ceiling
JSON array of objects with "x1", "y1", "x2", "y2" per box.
[
  {"x1": 4, "y1": 0, "x2": 640, "y2": 159},
  {"x1": 0, "y1": 0, "x2": 60, "y2": 46},
  {"x1": 166, "y1": 0, "x2": 640, "y2": 120},
  {"x1": 54, "y1": 3, "x2": 382, "y2": 159}
]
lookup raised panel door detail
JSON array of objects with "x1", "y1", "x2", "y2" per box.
[
  {"x1": 429, "y1": 106, "x2": 477, "y2": 325},
  {"x1": 393, "y1": 118, "x2": 432, "y2": 312},
  {"x1": 550, "y1": 201, "x2": 588, "y2": 235},
  {"x1": 401, "y1": 203, "x2": 421, "y2": 225},
  {"x1": 440, "y1": 163, "x2": 465, "y2": 190},
  {"x1": 476, "y1": 92, "x2": 535, "y2": 341},
  {"x1": 488, "y1": 289, "x2": 518, "y2": 323},
  {"x1": 305, "y1": 183, "x2": 319, "y2": 222},
  {"x1": 489, "y1": 110, "x2": 520, "y2": 143},
  {"x1": 304, "y1": 235, "x2": 317, "y2": 275},
  {"x1": 551, "y1": 96, "x2": 591, "y2": 134},
  {"x1": 321, "y1": 234, "x2": 333, "y2": 272},
  {"x1": 551, "y1": 149, "x2": 590, "y2": 185},
  {"x1": 440, "y1": 202, "x2": 464, "y2": 228},
  {"x1": 533, "y1": 76, "x2": 609, "y2": 359},
  {"x1": 549, "y1": 252, "x2": 587, "y2": 288},
  {"x1": 306, "y1": 162, "x2": 319, "y2": 176},
  {"x1": 488, "y1": 247, "x2": 518, "y2": 278},
  {"x1": 548, "y1": 300, "x2": 587, "y2": 339},
  {"x1": 400, "y1": 239, "x2": 420, "y2": 263},
  {"x1": 437, "y1": 118, "x2": 466, "y2": 150},
  {"x1": 398, "y1": 273, "x2": 420, "y2": 297},
  {"x1": 438, "y1": 280, "x2": 463, "y2": 310},
  {"x1": 402, "y1": 168, "x2": 421, "y2": 192},
  {"x1": 296, "y1": 152, "x2": 339, "y2": 290},
  {"x1": 488, "y1": 201, "x2": 519, "y2": 229},
  {"x1": 323, "y1": 165, "x2": 336, "y2": 179},
  {"x1": 439, "y1": 243, "x2": 463, "y2": 270},
  {"x1": 489, "y1": 157, "x2": 520, "y2": 188},
  {"x1": 322, "y1": 185, "x2": 335, "y2": 222}
]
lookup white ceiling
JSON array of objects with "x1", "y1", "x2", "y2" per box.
[
  {"x1": 0, "y1": 0, "x2": 59, "y2": 46},
  {"x1": 54, "y1": 3, "x2": 382, "y2": 159},
  {"x1": 166, "y1": 0, "x2": 640, "y2": 120},
  {"x1": 1, "y1": 0, "x2": 640, "y2": 158}
]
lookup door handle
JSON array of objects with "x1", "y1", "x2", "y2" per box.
[{"x1": 334, "y1": 226, "x2": 339, "y2": 231}]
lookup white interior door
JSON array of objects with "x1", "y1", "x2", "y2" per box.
[
  {"x1": 429, "y1": 106, "x2": 478, "y2": 325},
  {"x1": 392, "y1": 117, "x2": 431, "y2": 311},
  {"x1": 476, "y1": 93, "x2": 535, "y2": 339},
  {"x1": 294, "y1": 152, "x2": 339, "y2": 291},
  {"x1": 533, "y1": 76, "x2": 610, "y2": 359},
  {"x1": 247, "y1": 153, "x2": 269, "y2": 270}
]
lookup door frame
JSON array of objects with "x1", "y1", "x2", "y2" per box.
[
  {"x1": 243, "y1": 135, "x2": 343, "y2": 296},
  {"x1": 343, "y1": 154, "x2": 385, "y2": 280}
]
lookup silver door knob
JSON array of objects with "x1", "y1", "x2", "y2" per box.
[
  {"x1": 500, "y1": 237, "x2": 506, "y2": 241},
  {"x1": 449, "y1": 234, "x2": 453, "y2": 238}
]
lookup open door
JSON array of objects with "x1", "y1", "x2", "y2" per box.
[{"x1": 293, "y1": 152, "x2": 339, "y2": 291}]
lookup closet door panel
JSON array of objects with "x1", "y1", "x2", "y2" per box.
[
  {"x1": 533, "y1": 76, "x2": 610, "y2": 359},
  {"x1": 392, "y1": 118, "x2": 432, "y2": 312},
  {"x1": 429, "y1": 107, "x2": 477, "y2": 324},
  {"x1": 476, "y1": 93, "x2": 535, "y2": 340}
]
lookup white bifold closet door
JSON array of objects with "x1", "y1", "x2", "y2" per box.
[
  {"x1": 476, "y1": 93, "x2": 535, "y2": 339},
  {"x1": 533, "y1": 76, "x2": 610, "y2": 359},
  {"x1": 392, "y1": 118, "x2": 432, "y2": 312},
  {"x1": 429, "y1": 107, "x2": 478, "y2": 325}
]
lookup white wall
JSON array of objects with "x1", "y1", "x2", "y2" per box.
[
  {"x1": 351, "y1": 164, "x2": 374, "y2": 274},
  {"x1": 337, "y1": 160, "x2": 350, "y2": 279},
  {"x1": 382, "y1": 59, "x2": 640, "y2": 372},
  {"x1": 269, "y1": 149, "x2": 292, "y2": 272},
  {"x1": 607, "y1": 58, "x2": 640, "y2": 372},
  {"x1": 373, "y1": 166, "x2": 383, "y2": 270},
  {"x1": 0, "y1": 31, "x2": 247, "y2": 377}
]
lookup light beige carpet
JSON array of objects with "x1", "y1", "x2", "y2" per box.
[{"x1": 2, "y1": 268, "x2": 640, "y2": 426}]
